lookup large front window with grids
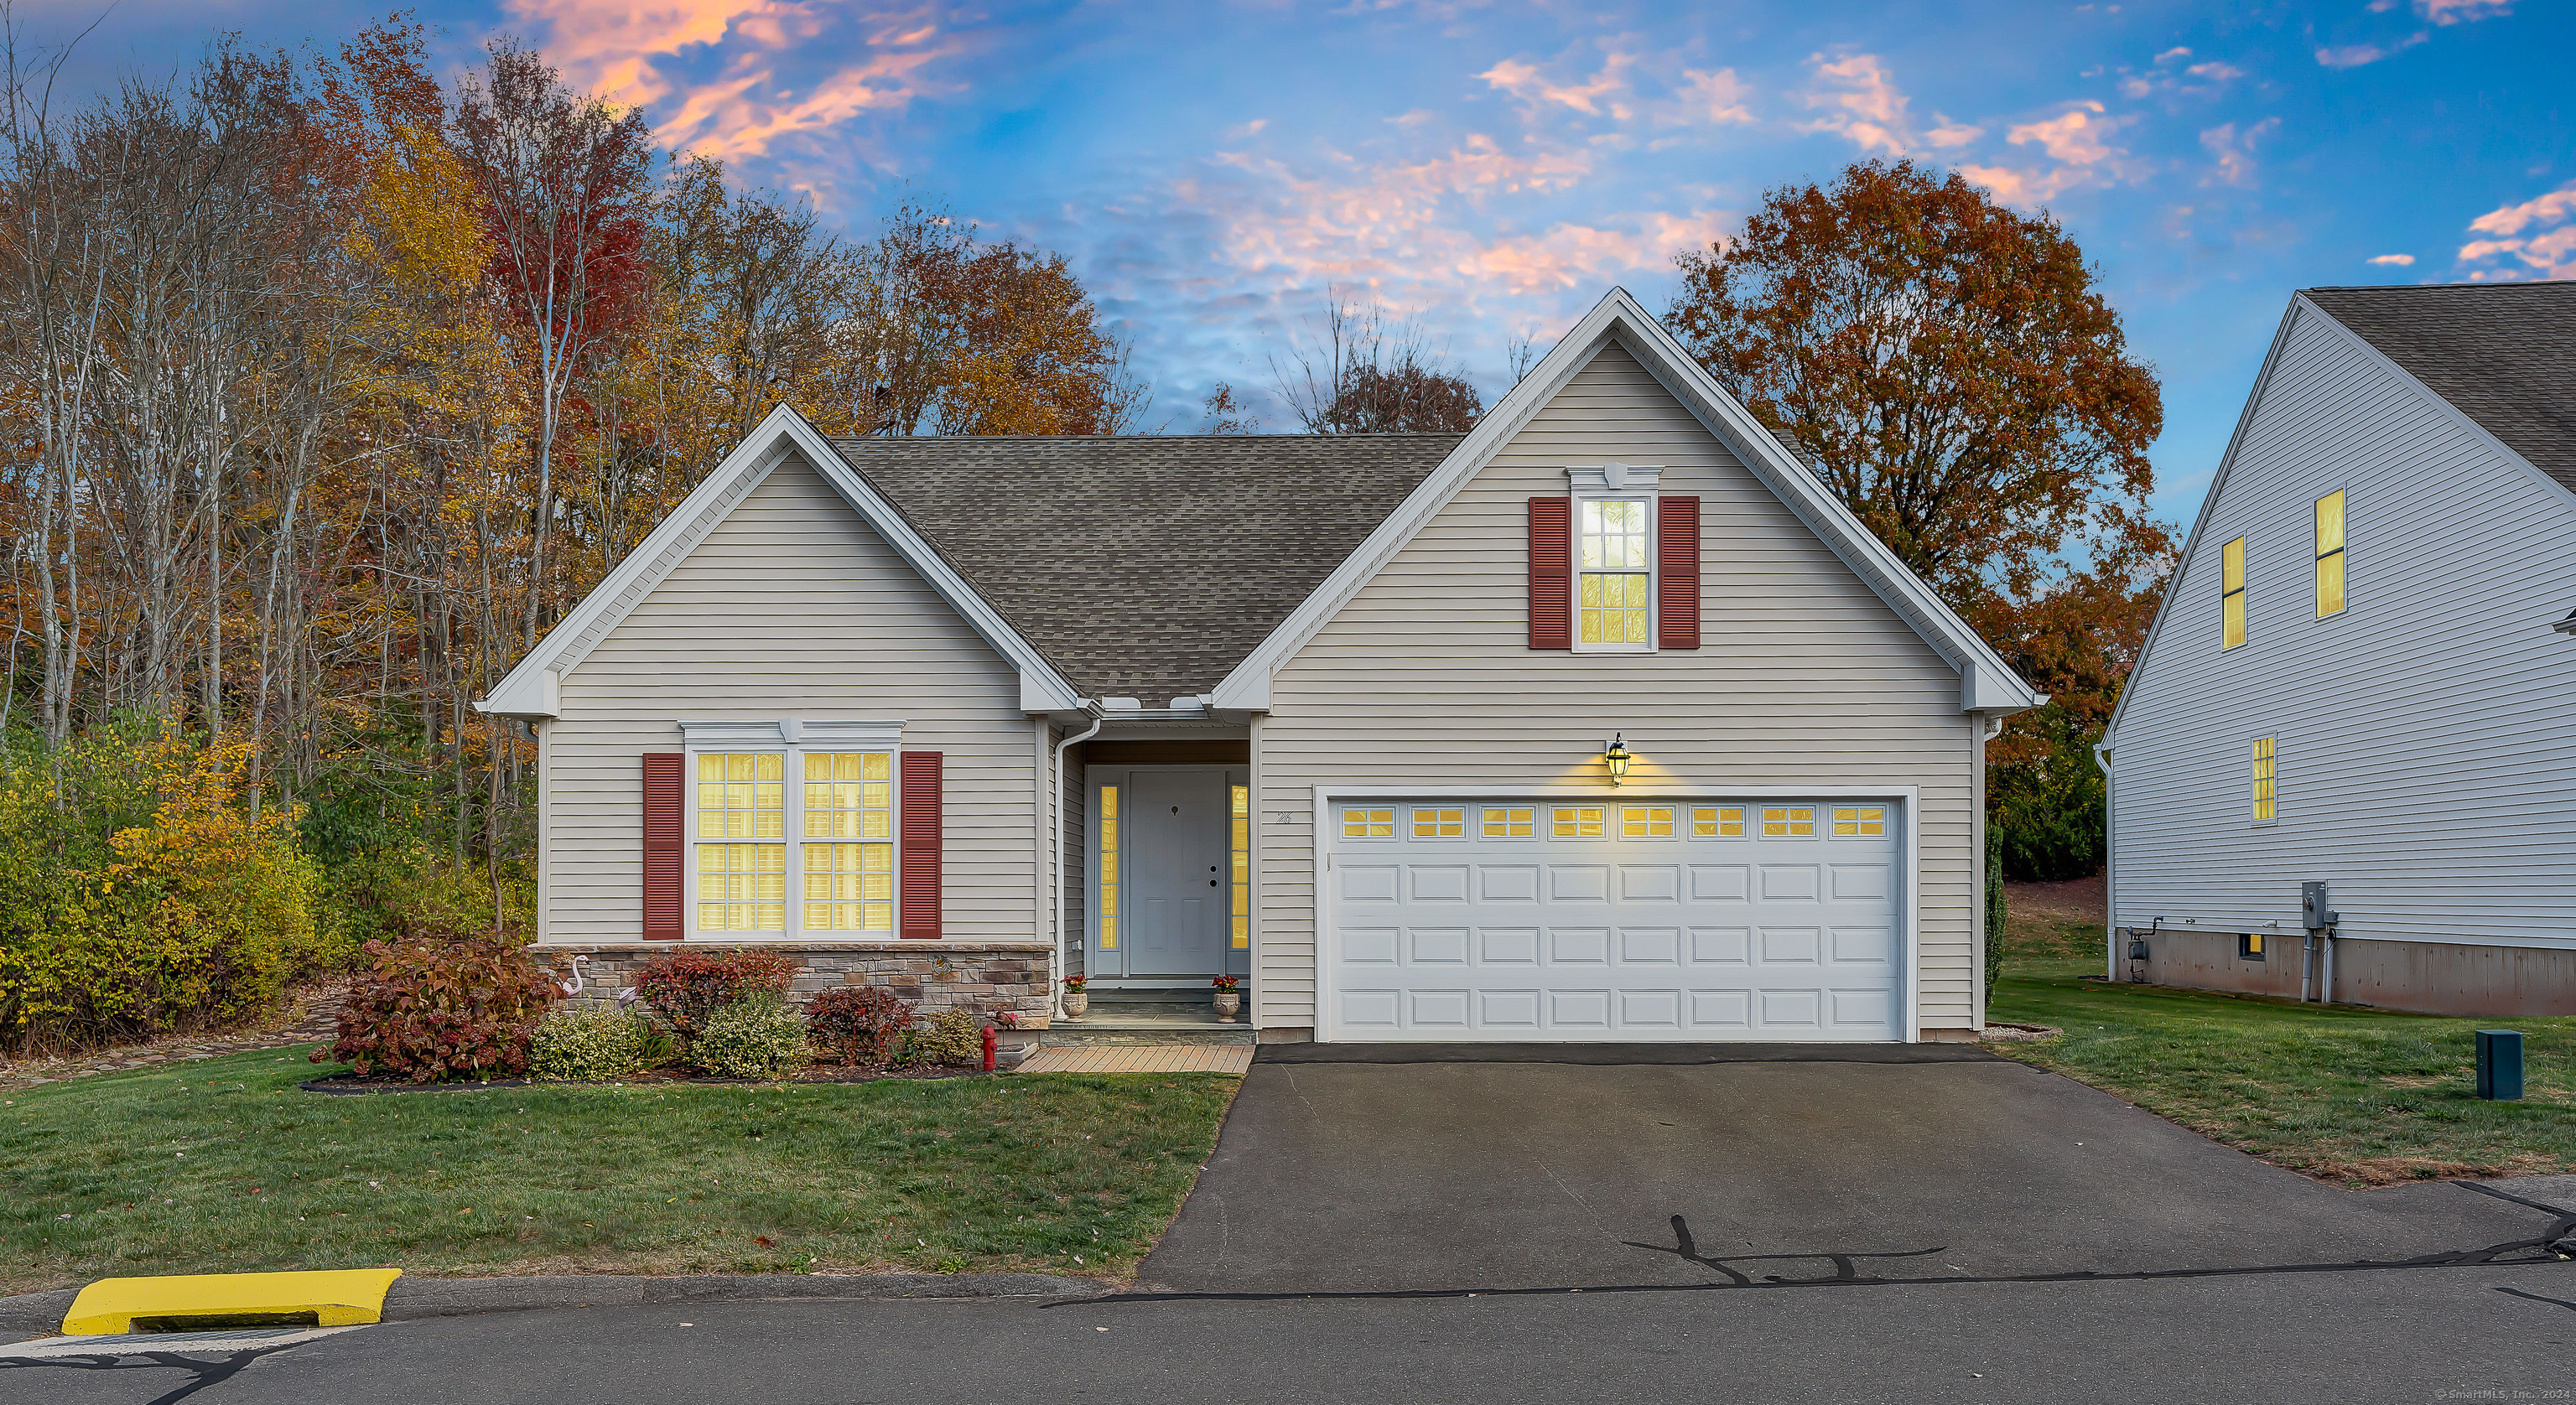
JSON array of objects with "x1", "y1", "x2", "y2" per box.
[
  {"x1": 1577, "y1": 497, "x2": 1652, "y2": 648},
  {"x1": 693, "y1": 747, "x2": 896, "y2": 936}
]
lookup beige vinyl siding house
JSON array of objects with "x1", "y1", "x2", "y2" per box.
[
  {"x1": 486, "y1": 288, "x2": 2038, "y2": 1042},
  {"x1": 1252, "y1": 343, "x2": 1980, "y2": 1031}
]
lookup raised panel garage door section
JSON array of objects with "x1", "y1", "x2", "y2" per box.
[{"x1": 1324, "y1": 797, "x2": 1905, "y2": 1042}]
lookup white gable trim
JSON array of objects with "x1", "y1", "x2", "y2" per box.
[
  {"x1": 2103, "y1": 293, "x2": 2576, "y2": 747},
  {"x1": 480, "y1": 404, "x2": 1084, "y2": 720},
  {"x1": 1208, "y1": 287, "x2": 2040, "y2": 715}
]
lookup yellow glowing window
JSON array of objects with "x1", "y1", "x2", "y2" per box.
[
  {"x1": 802, "y1": 750, "x2": 893, "y2": 838},
  {"x1": 1230, "y1": 785, "x2": 1250, "y2": 951},
  {"x1": 1761, "y1": 806, "x2": 1815, "y2": 838},
  {"x1": 697, "y1": 752, "x2": 784, "y2": 838},
  {"x1": 1551, "y1": 806, "x2": 1605, "y2": 838},
  {"x1": 2245, "y1": 931, "x2": 2265, "y2": 957},
  {"x1": 698, "y1": 842, "x2": 784, "y2": 931},
  {"x1": 2314, "y1": 490, "x2": 2345, "y2": 619},
  {"x1": 1483, "y1": 806, "x2": 1535, "y2": 837},
  {"x1": 1343, "y1": 806, "x2": 1395, "y2": 839},
  {"x1": 1691, "y1": 806, "x2": 1745, "y2": 837},
  {"x1": 1577, "y1": 498, "x2": 1652, "y2": 646},
  {"x1": 802, "y1": 842, "x2": 893, "y2": 932},
  {"x1": 1413, "y1": 807, "x2": 1465, "y2": 838},
  {"x1": 1621, "y1": 806, "x2": 1675, "y2": 837},
  {"x1": 1832, "y1": 806, "x2": 1886, "y2": 837},
  {"x1": 1098, "y1": 785, "x2": 1119, "y2": 950},
  {"x1": 2221, "y1": 537, "x2": 2246, "y2": 651},
  {"x1": 2251, "y1": 737, "x2": 2276, "y2": 822}
]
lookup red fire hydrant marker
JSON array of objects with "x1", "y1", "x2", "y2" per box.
[{"x1": 982, "y1": 1024, "x2": 997, "y2": 1072}]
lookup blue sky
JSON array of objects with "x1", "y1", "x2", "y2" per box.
[{"x1": 23, "y1": 0, "x2": 2572, "y2": 523}]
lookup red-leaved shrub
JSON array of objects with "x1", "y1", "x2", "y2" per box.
[
  {"x1": 314, "y1": 934, "x2": 561, "y2": 1082},
  {"x1": 631, "y1": 946, "x2": 797, "y2": 1045},
  {"x1": 806, "y1": 985, "x2": 913, "y2": 1065}
]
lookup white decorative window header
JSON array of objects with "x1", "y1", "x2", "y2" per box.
[
  {"x1": 678, "y1": 718, "x2": 906, "y2": 749},
  {"x1": 1566, "y1": 462, "x2": 1665, "y2": 492}
]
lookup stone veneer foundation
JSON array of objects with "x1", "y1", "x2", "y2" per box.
[{"x1": 542, "y1": 941, "x2": 1053, "y2": 1024}]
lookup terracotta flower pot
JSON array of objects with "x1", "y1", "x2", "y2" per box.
[
  {"x1": 1213, "y1": 992, "x2": 1241, "y2": 1023},
  {"x1": 1062, "y1": 992, "x2": 1088, "y2": 1019}
]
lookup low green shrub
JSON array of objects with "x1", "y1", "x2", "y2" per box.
[
  {"x1": 0, "y1": 730, "x2": 323, "y2": 1053},
  {"x1": 903, "y1": 1006, "x2": 984, "y2": 1067},
  {"x1": 690, "y1": 993, "x2": 808, "y2": 1079},
  {"x1": 807, "y1": 985, "x2": 912, "y2": 1065},
  {"x1": 633, "y1": 947, "x2": 798, "y2": 1047},
  {"x1": 528, "y1": 1004, "x2": 660, "y2": 1081},
  {"x1": 317, "y1": 932, "x2": 561, "y2": 1082}
]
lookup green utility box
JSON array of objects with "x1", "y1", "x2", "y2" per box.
[{"x1": 2475, "y1": 1029, "x2": 2524, "y2": 1102}]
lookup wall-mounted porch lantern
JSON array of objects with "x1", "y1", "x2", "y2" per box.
[{"x1": 1603, "y1": 734, "x2": 1632, "y2": 788}]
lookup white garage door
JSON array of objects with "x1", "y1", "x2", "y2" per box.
[{"x1": 1323, "y1": 797, "x2": 1906, "y2": 1042}]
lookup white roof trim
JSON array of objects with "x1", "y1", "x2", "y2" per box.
[
  {"x1": 1208, "y1": 287, "x2": 2039, "y2": 715},
  {"x1": 480, "y1": 404, "x2": 1084, "y2": 720}
]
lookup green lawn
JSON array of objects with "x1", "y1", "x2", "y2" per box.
[
  {"x1": 0, "y1": 1048, "x2": 1238, "y2": 1294},
  {"x1": 1990, "y1": 888, "x2": 2576, "y2": 1187}
]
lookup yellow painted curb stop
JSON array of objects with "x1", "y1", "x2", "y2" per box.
[{"x1": 62, "y1": 1268, "x2": 402, "y2": 1335}]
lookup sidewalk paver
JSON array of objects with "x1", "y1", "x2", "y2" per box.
[{"x1": 1017, "y1": 1046, "x2": 1252, "y2": 1075}]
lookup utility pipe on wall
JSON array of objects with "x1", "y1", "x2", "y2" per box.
[{"x1": 2092, "y1": 740, "x2": 2116, "y2": 983}]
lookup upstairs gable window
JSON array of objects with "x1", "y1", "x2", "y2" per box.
[
  {"x1": 2314, "y1": 490, "x2": 2346, "y2": 619},
  {"x1": 2221, "y1": 537, "x2": 2247, "y2": 651},
  {"x1": 1577, "y1": 498, "x2": 1653, "y2": 650}
]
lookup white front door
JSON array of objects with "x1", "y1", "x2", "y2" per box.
[
  {"x1": 1112, "y1": 769, "x2": 1230, "y2": 977},
  {"x1": 1322, "y1": 796, "x2": 1908, "y2": 1042}
]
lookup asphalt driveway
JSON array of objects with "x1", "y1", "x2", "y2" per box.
[{"x1": 1139, "y1": 1043, "x2": 2565, "y2": 1294}]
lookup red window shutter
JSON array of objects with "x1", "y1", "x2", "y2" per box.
[
  {"x1": 900, "y1": 751, "x2": 943, "y2": 940},
  {"x1": 1529, "y1": 496, "x2": 1572, "y2": 649},
  {"x1": 641, "y1": 754, "x2": 683, "y2": 940},
  {"x1": 1658, "y1": 495, "x2": 1701, "y2": 650}
]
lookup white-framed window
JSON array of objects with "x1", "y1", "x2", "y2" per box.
[
  {"x1": 1761, "y1": 806, "x2": 1816, "y2": 838},
  {"x1": 1576, "y1": 496, "x2": 1654, "y2": 651},
  {"x1": 2221, "y1": 536, "x2": 2247, "y2": 651},
  {"x1": 1831, "y1": 806, "x2": 1887, "y2": 837},
  {"x1": 1620, "y1": 805, "x2": 1676, "y2": 838},
  {"x1": 1550, "y1": 805, "x2": 1607, "y2": 838},
  {"x1": 1342, "y1": 806, "x2": 1396, "y2": 839},
  {"x1": 2314, "y1": 490, "x2": 2346, "y2": 619},
  {"x1": 1690, "y1": 806, "x2": 1746, "y2": 838},
  {"x1": 683, "y1": 720, "x2": 901, "y2": 939},
  {"x1": 2251, "y1": 736, "x2": 2277, "y2": 822},
  {"x1": 1412, "y1": 806, "x2": 1465, "y2": 838},
  {"x1": 1482, "y1": 806, "x2": 1536, "y2": 838}
]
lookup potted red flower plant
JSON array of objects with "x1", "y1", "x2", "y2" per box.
[
  {"x1": 1211, "y1": 974, "x2": 1241, "y2": 1023},
  {"x1": 1061, "y1": 972, "x2": 1089, "y2": 1020}
]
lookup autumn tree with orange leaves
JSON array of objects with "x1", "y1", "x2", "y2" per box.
[{"x1": 1669, "y1": 158, "x2": 2174, "y2": 879}]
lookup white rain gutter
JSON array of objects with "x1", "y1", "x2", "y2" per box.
[
  {"x1": 2093, "y1": 739, "x2": 2116, "y2": 982},
  {"x1": 1046, "y1": 706, "x2": 1107, "y2": 1017}
]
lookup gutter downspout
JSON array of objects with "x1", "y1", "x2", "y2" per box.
[
  {"x1": 2092, "y1": 739, "x2": 2116, "y2": 983},
  {"x1": 1047, "y1": 708, "x2": 1106, "y2": 1019}
]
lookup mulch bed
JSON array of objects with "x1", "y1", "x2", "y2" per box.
[{"x1": 299, "y1": 1062, "x2": 988, "y2": 1094}]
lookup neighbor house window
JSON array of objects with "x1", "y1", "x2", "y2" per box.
[
  {"x1": 1229, "y1": 785, "x2": 1250, "y2": 951},
  {"x1": 1761, "y1": 806, "x2": 1815, "y2": 838},
  {"x1": 2251, "y1": 737, "x2": 2277, "y2": 822},
  {"x1": 1483, "y1": 806, "x2": 1535, "y2": 837},
  {"x1": 1832, "y1": 806, "x2": 1886, "y2": 837},
  {"x1": 697, "y1": 752, "x2": 785, "y2": 932},
  {"x1": 1550, "y1": 805, "x2": 1606, "y2": 837},
  {"x1": 2314, "y1": 490, "x2": 2346, "y2": 618},
  {"x1": 1098, "y1": 785, "x2": 1119, "y2": 950},
  {"x1": 1413, "y1": 806, "x2": 1465, "y2": 838},
  {"x1": 1621, "y1": 806, "x2": 1675, "y2": 838},
  {"x1": 1691, "y1": 806, "x2": 1745, "y2": 837},
  {"x1": 2221, "y1": 536, "x2": 2247, "y2": 650},
  {"x1": 1577, "y1": 498, "x2": 1653, "y2": 649},
  {"x1": 802, "y1": 751, "x2": 894, "y2": 934}
]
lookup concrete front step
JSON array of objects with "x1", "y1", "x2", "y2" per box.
[{"x1": 1044, "y1": 1024, "x2": 1258, "y2": 1048}]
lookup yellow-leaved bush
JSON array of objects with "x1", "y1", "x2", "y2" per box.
[{"x1": 0, "y1": 733, "x2": 328, "y2": 1052}]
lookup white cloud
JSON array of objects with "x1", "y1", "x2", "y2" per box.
[
  {"x1": 2198, "y1": 117, "x2": 2279, "y2": 188},
  {"x1": 1793, "y1": 53, "x2": 1976, "y2": 156},
  {"x1": 2314, "y1": 32, "x2": 2428, "y2": 68},
  {"x1": 2418, "y1": 0, "x2": 2511, "y2": 23},
  {"x1": 2458, "y1": 179, "x2": 2576, "y2": 278},
  {"x1": 1670, "y1": 68, "x2": 1755, "y2": 127},
  {"x1": 2366, "y1": 253, "x2": 2416, "y2": 266},
  {"x1": 1479, "y1": 48, "x2": 1639, "y2": 121}
]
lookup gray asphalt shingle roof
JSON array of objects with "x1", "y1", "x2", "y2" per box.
[
  {"x1": 831, "y1": 433, "x2": 1462, "y2": 702},
  {"x1": 2302, "y1": 282, "x2": 2576, "y2": 495}
]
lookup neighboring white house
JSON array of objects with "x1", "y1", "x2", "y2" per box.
[
  {"x1": 2099, "y1": 282, "x2": 2576, "y2": 1016},
  {"x1": 481, "y1": 288, "x2": 2040, "y2": 1045}
]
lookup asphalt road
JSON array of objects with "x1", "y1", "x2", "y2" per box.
[{"x1": 8, "y1": 1046, "x2": 2575, "y2": 1404}]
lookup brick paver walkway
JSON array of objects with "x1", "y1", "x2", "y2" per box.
[{"x1": 1016, "y1": 1045, "x2": 1254, "y2": 1076}]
